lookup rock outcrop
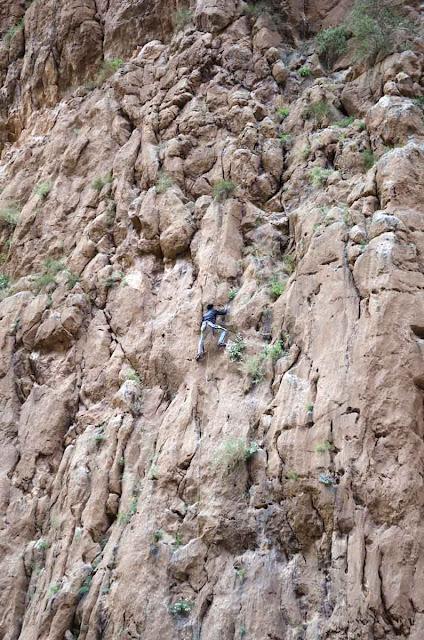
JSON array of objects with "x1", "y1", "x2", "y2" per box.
[{"x1": 0, "y1": 1, "x2": 423, "y2": 639}]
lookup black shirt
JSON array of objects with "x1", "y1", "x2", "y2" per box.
[{"x1": 202, "y1": 308, "x2": 227, "y2": 324}]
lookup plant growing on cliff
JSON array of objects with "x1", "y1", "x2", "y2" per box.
[
  {"x1": 298, "y1": 66, "x2": 312, "y2": 78},
  {"x1": 244, "y1": 1, "x2": 275, "y2": 18},
  {"x1": 279, "y1": 133, "x2": 292, "y2": 145},
  {"x1": 361, "y1": 148, "x2": 375, "y2": 170},
  {"x1": 309, "y1": 167, "x2": 333, "y2": 187},
  {"x1": 228, "y1": 336, "x2": 246, "y2": 362},
  {"x1": 228, "y1": 288, "x2": 239, "y2": 301},
  {"x1": 4, "y1": 18, "x2": 24, "y2": 43},
  {"x1": 0, "y1": 273, "x2": 10, "y2": 290},
  {"x1": 169, "y1": 599, "x2": 194, "y2": 617},
  {"x1": 213, "y1": 179, "x2": 236, "y2": 202},
  {"x1": 316, "y1": 25, "x2": 349, "y2": 67},
  {"x1": 215, "y1": 438, "x2": 259, "y2": 474},
  {"x1": 92, "y1": 173, "x2": 113, "y2": 192},
  {"x1": 33, "y1": 258, "x2": 64, "y2": 292},
  {"x1": 276, "y1": 106, "x2": 290, "y2": 120},
  {"x1": 155, "y1": 172, "x2": 173, "y2": 194},
  {"x1": 48, "y1": 582, "x2": 61, "y2": 598},
  {"x1": 173, "y1": 8, "x2": 193, "y2": 31},
  {"x1": 283, "y1": 255, "x2": 296, "y2": 275},
  {"x1": 244, "y1": 355, "x2": 266, "y2": 384},
  {"x1": 315, "y1": 440, "x2": 333, "y2": 453},
  {"x1": 35, "y1": 181, "x2": 52, "y2": 199},
  {"x1": 126, "y1": 369, "x2": 141, "y2": 384},
  {"x1": 269, "y1": 277, "x2": 285, "y2": 300},
  {"x1": 66, "y1": 271, "x2": 79, "y2": 289},
  {"x1": 0, "y1": 203, "x2": 20, "y2": 227},
  {"x1": 303, "y1": 101, "x2": 333, "y2": 126},
  {"x1": 264, "y1": 339, "x2": 284, "y2": 363},
  {"x1": 78, "y1": 575, "x2": 93, "y2": 598},
  {"x1": 335, "y1": 116, "x2": 355, "y2": 128}
]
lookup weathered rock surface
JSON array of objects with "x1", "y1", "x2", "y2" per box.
[{"x1": 0, "y1": 1, "x2": 423, "y2": 639}]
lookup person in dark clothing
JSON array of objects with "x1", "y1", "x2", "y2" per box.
[{"x1": 196, "y1": 303, "x2": 228, "y2": 360}]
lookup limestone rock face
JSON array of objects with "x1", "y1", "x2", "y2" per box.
[{"x1": 0, "y1": 1, "x2": 423, "y2": 640}]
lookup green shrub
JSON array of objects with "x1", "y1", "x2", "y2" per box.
[
  {"x1": 335, "y1": 116, "x2": 355, "y2": 128},
  {"x1": 126, "y1": 369, "x2": 141, "y2": 384},
  {"x1": 215, "y1": 438, "x2": 259, "y2": 474},
  {"x1": 298, "y1": 66, "x2": 312, "y2": 78},
  {"x1": 173, "y1": 532, "x2": 183, "y2": 549},
  {"x1": 155, "y1": 172, "x2": 173, "y2": 194},
  {"x1": 279, "y1": 133, "x2": 292, "y2": 145},
  {"x1": 153, "y1": 529, "x2": 164, "y2": 543},
  {"x1": 413, "y1": 96, "x2": 424, "y2": 110},
  {"x1": 348, "y1": 0, "x2": 411, "y2": 63},
  {"x1": 306, "y1": 403, "x2": 314, "y2": 413},
  {"x1": 264, "y1": 339, "x2": 284, "y2": 363},
  {"x1": 33, "y1": 258, "x2": 64, "y2": 292},
  {"x1": 213, "y1": 179, "x2": 236, "y2": 202},
  {"x1": 48, "y1": 582, "x2": 61, "y2": 597},
  {"x1": 0, "y1": 273, "x2": 10, "y2": 290},
  {"x1": 173, "y1": 8, "x2": 193, "y2": 30},
  {"x1": 235, "y1": 566, "x2": 247, "y2": 582},
  {"x1": 301, "y1": 145, "x2": 311, "y2": 160},
  {"x1": 269, "y1": 278, "x2": 285, "y2": 299},
  {"x1": 276, "y1": 106, "x2": 290, "y2": 120},
  {"x1": 309, "y1": 167, "x2": 333, "y2": 187},
  {"x1": 316, "y1": 25, "x2": 349, "y2": 67},
  {"x1": 315, "y1": 440, "x2": 333, "y2": 453},
  {"x1": 228, "y1": 288, "x2": 239, "y2": 301},
  {"x1": 361, "y1": 148, "x2": 375, "y2": 170},
  {"x1": 128, "y1": 496, "x2": 138, "y2": 517},
  {"x1": 66, "y1": 271, "x2": 79, "y2": 289},
  {"x1": 92, "y1": 173, "x2": 113, "y2": 192},
  {"x1": 87, "y1": 58, "x2": 125, "y2": 89},
  {"x1": 287, "y1": 471, "x2": 299, "y2": 481},
  {"x1": 283, "y1": 255, "x2": 296, "y2": 275},
  {"x1": 105, "y1": 272, "x2": 123, "y2": 288},
  {"x1": 35, "y1": 539, "x2": 49, "y2": 551},
  {"x1": 228, "y1": 336, "x2": 246, "y2": 362},
  {"x1": 169, "y1": 600, "x2": 194, "y2": 617},
  {"x1": 35, "y1": 181, "x2": 52, "y2": 198},
  {"x1": 303, "y1": 100, "x2": 333, "y2": 126},
  {"x1": 244, "y1": 355, "x2": 266, "y2": 384},
  {"x1": 319, "y1": 473, "x2": 335, "y2": 486},
  {"x1": 0, "y1": 204, "x2": 20, "y2": 227},
  {"x1": 78, "y1": 575, "x2": 93, "y2": 598},
  {"x1": 4, "y1": 18, "x2": 24, "y2": 43}
]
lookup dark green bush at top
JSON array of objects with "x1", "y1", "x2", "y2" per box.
[{"x1": 316, "y1": 25, "x2": 349, "y2": 67}]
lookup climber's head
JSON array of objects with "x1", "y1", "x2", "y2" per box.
[{"x1": 206, "y1": 303, "x2": 214, "y2": 310}]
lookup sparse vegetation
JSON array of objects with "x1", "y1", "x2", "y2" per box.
[
  {"x1": 269, "y1": 277, "x2": 285, "y2": 300},
  {"x1": 283, "y1": 255, "x2": 296, "y2": 275},
  {"x1": 215, "y1": 438, "x2": 259, "y2": 474},
  {"x1": 306, "y1": 403, "x2": 314, "y2": 413},
  {"x1": 88, "y1": 58, "x2": 125, "y2": 88},
  {"x1": 244, "y1": 1, "x2": 275, "y2": 18},
  {"x1": 155, "y1": 171, "x2": 173, "y2": 194},
  {"x1": 315, "y1": 440, "x2": 333, "y2": 453},
  {"x1": 35, "y1": 539, "x2": 49, "y2": 551},
  {"x1": 298, "y1": 66, "x2": 312, "y2": 78},
  {"x1": 173, "y1": 532, "x2": 183, "y2": 549},
  {"x1": 169, "y1": 599, "x2": 194, "y2": 617},
  {"x1": 335, "y1": 116, "x2": 355, "y2": 128},
  {"x1": 48, "y1": 582, "x2": 61, "y2": 598},
  {"x1": 35, "y1": 181, "x2": 52, "y2": 199},
  {"x1": 301, "y1": 145, "x2": 311, "y2": 161},
  {"x1": 303, "y1": 100, "x2": 333, "y2": 126},
  {"x1": 287, "y1": 471, "x2": 299, "y2": 481},
  {"x1": 276, "y1": 106, "x2": 290, "y2": 120},
  {"x1": 309, "y1": 167, "x2": 333, "y2": 187},
  {"x1": 92, "y1": 173, "x2": 113, "y2": 192},
  {"x1": 0, "y1": 203, "x2": 20, "y2": 227},
  {"x1": 244, "y1": 355, "x2": 266, "y2": 384},
  {"x1": 4, "y1": 18, "x2": 24, "y2": 43},
  {"x1": 93, "y1": 429, "x2": 106, "y2": 445},
  {"x1": 319, "y1": 473, "x2": 336, "y2": 486},
  {"x1": 173, "y1": 8, "x2": 193, "y2": 31},
  {"x1": 153, "y1": 529, "x2": 164, "y2": 543},
  {"x1": 234, "y1": 566, "x2": 247, "y2": 583},
  {"x1": 356, "y1": 120, "x2": 366, "y2": 131},
  {"x1": 228, "y1": 336, "x2": 246, "y2": 362},
  {"x1": 213, "y1": 179, "x2": 236, "y2": 202},
  {"x1": 264, "y1": 339, "x2": 284, "y2": 363},
  {"x1": 126, "y1": 369, "x2": 141, "y2": 384},
  {"x1": 0, "y1": 273, "x2": 10, "y2": 290},
  {"x1": 33, "y1": 258, "x2": 64, "y2": 292},
  {"x1": 279, "y1": 133, "x2": 292, "y2": 145},
  {"x1": 228, "y1": 288, "x2": 239, "y2": 301},
  {"x1": 105, "y1": 272, "x2": 123, "y2": 288},
  {"x1": 316, "y1": 25, "x2": 349, "y2": 67},
  {"x1": 78, "y1": 575, "x2": 93, "y2": 598},
  {"x1": 361, "y1": 148, "x2": 375, "y2": 170}
]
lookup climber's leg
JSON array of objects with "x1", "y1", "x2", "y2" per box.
[
  {"x1": 217, "y1": 326, "x2": 228, "y2": 347},
  {"x1": 196, "y1": 322, "x2": 208, "y2": 360}
]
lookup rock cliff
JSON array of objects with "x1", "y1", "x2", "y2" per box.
[{"x1": 0, "y1": 1, "x2": 423, "y2": 639}]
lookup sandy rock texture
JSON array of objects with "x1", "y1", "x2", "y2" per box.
[{"x1": 0, "y1": 0, "x2": 423, "y2": 639}]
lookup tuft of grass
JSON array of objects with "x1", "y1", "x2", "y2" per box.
[
  {"x1": 153, "y1": 529, "x2": 164, "y2": 543},
  {"x1": 234, "y1": 566, "x2": 247, "y2": 582},
  {"x1": 361, "y1": 149, "x2": 375, "y2": 170},
  {"x1": 105, "y1": 272, "x2": 123, "y2": 288},
  {"x1": 0, "y1": 204, "x2": 20, "y2": 227},
  {"x1": 228, "y1": 336, "x2": 246, "y2": 362},
  {"x1": 35, "y1": 539, "x2": 49, "y2": 551},
  {"x1": 213, "y1": 179, "x2": 236, "y2": 202},
  {"x1": 276, "y1": 106, "x2": 290, "y2": 120},
  {"x1": 298, "y1": 66, "x2": 312, "y2": 78},
  {"x1": 264, "y1": 339, "x2": 284, "y2": 363},
  {"x1": 92, "y1": 173, "x2": 113, "y2": 192},
  {"x1": 35, "y1": 181, "x2": 52, "y2": 199},
  {"x1": 126, "y1": 369, "x2": 141, "y2": 384},
  {"x1": 287, "y1": 471, "x2": 299, "y2": 481},
  {"x1": 215, "y1": 438, "x2": 259, "y2": 474},
  {"x1": 88, "y1": 58, "x2": 125, "y2": 88},
  {"x1": 48, "y1": 582, "x2": 61, "y2": 598},
  {"x1": 4, "y1": 18, "x2": 24, "y2": 43},
  {"x1": 303, "y1": 100, "x2": 333, "y2": 126},
  {"x1": 33, "y1": 258, "x2": 64, "y2": 293},
  {"x1": 316, "y1": 25, "x2": 349, "y2": 67},
  {"x1": 173, "y1": 8, "x2": 193, "y2": 31},
  {"x1": 228, "y1": 288, "x2": 239, "y2": 301},
  {"x1": 315, "y1": 440, "x2": 333, "y2": 454},
  {"x1": 0, "y1": 273, "x2": 10, "y2": 290},
  {"x1": 335, "y1": 116, "x2": 355, "y2": 128},
  {"x1": 244, "y1": 355, "x2": 266, "y2": 384},
  {"x1": 283, "y1": 255, "x2": 296, "y2": 275},
  {"x1": 66, "y1": 271, "x2": 79, "y2": 289},
  {"x1": 155, "y1": 172, "x2": 173, "y2": 195},
  {"x1": 356, "y1": 120, "x2": 366, "y2": 131},
  {"x1": 173, "y1": 532, "x2": 183, "y2": 549},
  {"x1": 413, "y1": 96, "x2": 424, "y2": 110},
  {"x1": 78, "y1": 575, "x2": 93, "y2": 598},
  {"x1": 319, "y1": 473, "x2": 336, "y2": 486},
  {"x1": 169, "y1": 600, "x2": 194, "y2": 617},
  {"x1": 301, "y1": 145, "x2": 311, "y2": 160},
  {"x1": 306, "y1": 403, "x2": 314, "y2": 413},
  {"x1": 279, "y1": 133, "x2": 292, "y2": 145},
  {"x1": 269, "y1": 277, "x2": 285, "y2": 300},
  {"x1": 309, "y1": 167, "x2": 333, "y2": 187}
]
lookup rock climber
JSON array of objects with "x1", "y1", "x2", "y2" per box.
[{"x1": 196, "y1": 303, "x2": 228, "y2": 361}]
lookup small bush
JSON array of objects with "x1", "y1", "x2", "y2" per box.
[
  {"x1": 213, "y1": 179, "x2": 236, "y2": 202},
  {"x1": 301, "y1": 145, "x2": 311, "y2": 160},
  {"x1": 283, "y1": 255, "x2": 296, "y2": 275},
  {"x1": 105, "y1": 272, "x2": 123, "y2": 288},
  {"x1": 335, "y1": 116, "x2": 355, "y2": 128},
  {"x1": 298, "y1": 66, "x2": 312, "y2": 78},
  {"x1": 276, "y1": 106, "x2": 290, "y2": 120},
  {"x1": 4, "y1": 18, "x2": 24, "y2": 43},
  {"x1": 361, "y1": 149, "x2": 375, "y2": 170},
  {"x1": 89, "y1": 58, "x2": 124, "y2": 88},
  {"x1": 315, "y1": 440, "x2": 333, "y2": 453},
  {"x1": 128, "y1": 496, "x2": 138, "y2": 517},
  {"x1": 264, "y1": 339, "x2": 284, "y2": 363},
  {"x1": 0, "y1": 204, "x2": 20, "y2": 227},
  {"x1": 173, "y1": 8, "x2": 193, "y2": 30},
  {"x1": 413, "y1": 96, "x2": 424, "y2": 110},
  {"x1": 169, "y1": 599, "x2": 194, "y2": 617},
  {"x1": 316, "y1": 25, "x2": 349, "y2": 67},
  {"x1": 33, "y1": 258, "x2": 64, "y2": 292},
  {"x1": 356, "y1": 120, "x2": 366, "y2": 131},
  {"x1": 78, "y1": 575, "x2": 93, "y2": 598},
  {"x1": 319, "y1": 473, "x2": 336, "y2": 486},
  {"x1": 269, "y1": 278, "x2": 285, "y2": 299},
  {"x1": 235, "y1": 566, "x2": 247, "y2": 582},
  {"x1": 35, "y1": 539, "x2": 49, "y2": 551},
  {"x1": 126, "y1": 369, "x2": 141, "y2": 384},
  {"x1": 303, "y1": 100, "x2": 333, "y2": 126},
  {"x1": 155, "y1": 172, "x2": 173, "y2": 194},
  {"x1": 48, "y1": 582, "x2": 61, "y2": 598},
  {"x1": 215, "y1": 438, "x2": 259, "y2": 474},
  {"x1": 153, "y1": 529, "x2": 164, "y2": 543},
  {"x1": 306, "y1": 403, "x2": 314, "y2": 413},
  {"x1": 35, "y1": 181, "x2": 52, "y2": 198},
  {"x1": 92, "y1": 173, "x2": 113, "y2": 192},
  {"x1": 228, "y1": 288, "x2": 239, "y2": 301},
  {"x1": 287, "y1": 471, "x2": 299, "y2": 481},
  {"x1": 279, "y1": 133, "x2": 292, "y2": 145},
  {"x1": 244, "y1": 1, "x2": 275, "y2": 18},
  {"x1": 228, "y1": 337, "x2": 246, "y2": 362},
  {"x1": 244, "y1": 355, "x2": 266, "y2": 384},
  {"x1": 0, "y1": 273, "x2": 10, "y2": 290},
  {"x1": 173, "y1": 532, "x2": 183, "y2": 549},
  {"x1": 309, "y1": 167, "x2": 333, "y2": 187}
]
